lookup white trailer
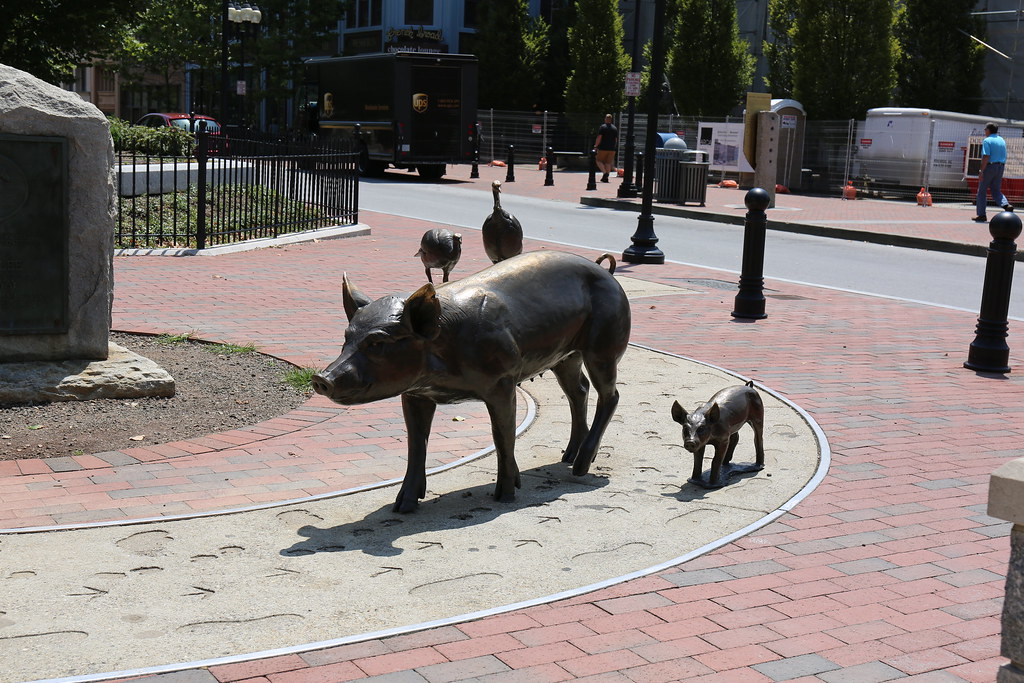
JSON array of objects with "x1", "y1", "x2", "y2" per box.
[{"x1": 855, "y1": 107, "x2": 1024, "y2": 190}]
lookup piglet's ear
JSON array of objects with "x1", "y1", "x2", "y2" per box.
[
  {"x1": 342, "y1": 273, "x2": 374, "y2": 321},
  {"x1": 707, "y1": 403, "x2": 721, "y2": 422},
  {"x1": 403, "y1": 283, "x2": 441, "y2": 340},
  {"x1": 671, "y1": 400, "x2": 687, "y2": 425}
]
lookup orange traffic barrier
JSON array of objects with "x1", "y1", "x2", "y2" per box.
[
  {"x1": 843, "y1": 181, "x2": 857, "y2": 200},
  {"x1": 916, "y1": 187, "x2": 933, "y2": 206}
]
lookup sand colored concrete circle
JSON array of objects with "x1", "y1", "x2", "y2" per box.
[{"x1": 0, "y1": 344, "x2": 823, "y2": 682}]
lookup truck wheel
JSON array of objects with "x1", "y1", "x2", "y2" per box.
[{"x1": 417, "y1": 164, "x2": 446, "y2": 180}]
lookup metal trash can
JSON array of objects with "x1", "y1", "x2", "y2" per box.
[
  {"x1": 678, "y1": 150, "x2": 710, "y2": 206},
  {"x1": 654, "y1": 137, "x2": 689, "y2": 202}
]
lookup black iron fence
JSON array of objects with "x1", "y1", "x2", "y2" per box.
[{"x1": 116, "y1": 132, "x2": 359, "y2": 250}]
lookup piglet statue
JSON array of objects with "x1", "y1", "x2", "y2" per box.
[
  {"x1": 670, "y1": 381, "x2": 765, "y2": 489},
  {"x1": 312, "y1": 251, "x2": 631, "y2": 513}
]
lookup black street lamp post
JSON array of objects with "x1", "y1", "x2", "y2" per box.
[
  {"x1": 219, "y1": 2, "x2": 262, "y2": 129},
  {"x1": 617, "y1": 0, "x2": 642, "y2": 199},
  {"x1": 622, "y1": 0, "x2": 666, "y2": 265}
]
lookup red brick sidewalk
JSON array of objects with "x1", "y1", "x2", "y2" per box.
[{"x1": 3, "y1": 168, "x2": 1022, "y2": 682}]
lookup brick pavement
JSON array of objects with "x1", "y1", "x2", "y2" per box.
[{"x1": 2, "y1": 164, "x2": 1022, "y2": 681}]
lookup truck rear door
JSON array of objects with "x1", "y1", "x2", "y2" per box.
[{"x1": 409, "y1": 64, "x2": 463, "y2": 160}]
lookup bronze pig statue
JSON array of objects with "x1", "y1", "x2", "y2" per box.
[
  {"x1": 670, "y1": 381, "x2": 765, "y2": 489},
  {"x1": 312, "y1": 250, "x2": 631, "y2": 513}
]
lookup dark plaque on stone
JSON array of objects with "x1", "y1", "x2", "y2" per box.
[{"x1": 0, "y1": 134, "x2": 68, "y2": 335}]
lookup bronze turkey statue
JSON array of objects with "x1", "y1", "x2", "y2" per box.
[
  {"x1": 482, "y1": 180, "x2": 523, "y2": 263},
  {"x1": 415, "y1": 228, "x2": 462, "y2": 283}
]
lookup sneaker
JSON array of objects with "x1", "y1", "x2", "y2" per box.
[
  {"x1": 1004, "y1": 203, "x2": 1014, "y2": 211},
  {"x1": 973, "y1": 215, "x2": 988, "y2": 223}
]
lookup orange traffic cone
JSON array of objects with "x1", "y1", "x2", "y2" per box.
[
  {"x1": 843, "y1": 181, "x2": 857, "y2": 200},
  {"x1": 539, "y1": 156, "x2": 547, "y2": 171},
  {"x1": 916, "y1": 187, "x2": 933, "y2": 206}
]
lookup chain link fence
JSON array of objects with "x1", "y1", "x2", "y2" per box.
[{"x1": 475, "y1": 110, "x2": 982, "y2": 204}]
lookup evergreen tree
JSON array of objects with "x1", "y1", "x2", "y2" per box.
[
  {"x1": 474, "y1": 0, "x2": 544, "y2": 109},
  {"x1": 665, "y1": 0, "x2": 755, "y2": 117},
  {"x1": 536, "y1": 0, "x2": 573, "y2": 111},
  {"x1": 764, "y1": 0, "x2": 796, "y2": 98},
  {"x1": 895, "y1": 0, "x2": 984, "y2": 113},
  {"x1": 791, "y1": 0, "x2": 899, "y2": 119},
  {"x1": 563, "y1": 0, "x2": 630, "y2": 133}
]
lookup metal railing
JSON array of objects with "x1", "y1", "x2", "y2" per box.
[{"x1": 116, "y1": 132, "x2": 359, "y2": 250}]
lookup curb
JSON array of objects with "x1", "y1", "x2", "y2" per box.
[{"x1": 580, "y1": 196, "x2": 1024, "y2": 261}]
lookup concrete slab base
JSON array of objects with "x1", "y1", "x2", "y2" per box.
[{"x1": 0, "y1": 342, "x2": 174, "y2": 404}]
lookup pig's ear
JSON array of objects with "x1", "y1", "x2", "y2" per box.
[
  {"x1": 707, "y1": 403, "x2": 721, "y2": 422},
  {"x1": 342, "y1": 273, "x2": 374, "y2": 320},
  {"x1": 671, "y1": 400, "x2": 687, "y2": 425},
  {"x1": 403, "y1": 283, "x2": 441, "y2": 340}
]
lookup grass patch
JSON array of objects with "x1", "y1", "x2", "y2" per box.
[
  {"x1": 284, "y1": 366, "x2": 318, "y2": 391},
  {"x1": 156, "y1": 332, "x2": 196, "y2": 345},
  {"x1": 206, "y1": 341, "x2": 258, "y2": 355}
]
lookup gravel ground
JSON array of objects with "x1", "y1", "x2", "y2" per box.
[{"x1": 0, "y1": 333, "x2": 313, "y2": 461}]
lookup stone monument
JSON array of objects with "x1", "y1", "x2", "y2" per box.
[{"x1": 0, "y1": 64, "x2": 173, "y2": 403}]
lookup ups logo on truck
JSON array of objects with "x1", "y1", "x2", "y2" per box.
[{"x1": 412, "y1": 93, "x2": 428, "y2": 114}]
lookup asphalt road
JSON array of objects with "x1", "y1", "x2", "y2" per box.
[{"x1": 359, "y1": 176, "x2": 1024, "y2": 320}]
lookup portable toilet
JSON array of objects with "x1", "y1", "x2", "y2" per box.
[{"x1": 771, "y1": 99, "x2": 806, "y2": 190}]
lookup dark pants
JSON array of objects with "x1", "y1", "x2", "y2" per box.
[{"x1": 977, "y1": 163, "x2": 1008, "y2": 217}]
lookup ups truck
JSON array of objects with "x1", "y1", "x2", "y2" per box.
[{"x1": 304, "y1": 52, "x2": 478, "y2": 179}]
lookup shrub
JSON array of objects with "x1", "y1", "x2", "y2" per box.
[{"x1": 108, "y1": 116, "x2": 196, "y2": 157}]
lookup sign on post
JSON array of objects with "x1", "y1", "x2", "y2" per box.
[{"x1": 624, "y1": 72, "x2": 641, "y2": 98}]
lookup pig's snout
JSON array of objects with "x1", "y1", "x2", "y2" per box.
[{"x1": 311, "y1": 372, "x2": 334, "y2": 397}]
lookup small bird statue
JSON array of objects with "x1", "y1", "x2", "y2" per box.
[
  {"x1": 481, "y1": 180, "x2": 523, "y2": 264},
  {"x1": 415, "y1": 228, "x2": 462, "y2": 283}
]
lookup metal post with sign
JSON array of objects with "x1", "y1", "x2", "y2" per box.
[{"x1": 618, "y1": 69, "x2": 642, "y2": 199}]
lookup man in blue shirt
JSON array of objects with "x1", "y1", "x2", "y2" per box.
[{"x1": 975, "y1": 122, "x2": 1012, "y2": 222}]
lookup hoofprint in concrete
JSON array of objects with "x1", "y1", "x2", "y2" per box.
[{"x1": 0, "y1": 346, "x2": 822, "y2": 683}]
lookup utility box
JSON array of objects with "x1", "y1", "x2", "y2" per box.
[
  {"x1": 772, "y1": 99, "x2": 806, "y2": 190},
  {"x1": 654, "y1": 136, "x2": 688, "y2": 202}
]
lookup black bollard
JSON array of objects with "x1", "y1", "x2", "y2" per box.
[
  {"x1": 965, "y1": 210, "x2": 1021, "y2": 373},
  {"x1": 505, "y1": 144, "x2": 516, "y2": 182},
  {"x1": 732, "y1": 187, "x2": 771, "y2": 320},
  {"x1": 544, "y1": 145, "x2": 554, "y2": 186},
  {"x1": 587, "y1": 148, "x2": 598, "y2": 191},
  {"x1": 470, "y1": 121, "x2": 481, "y2": 178},
  {"x1": 634, "y1": 151, "x2": 644, "y2": 190}
]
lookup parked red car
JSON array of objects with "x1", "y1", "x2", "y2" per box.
[{"x1": 135, "y1": 113, "x2": 228, "y2": 154}]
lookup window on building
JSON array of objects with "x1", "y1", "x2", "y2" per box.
[
  {"x1": 354, "y1": 0, "x2": 382, "y2": 27},
  {"x1": 464, "y1": 0, "x2": 479, "y2": 28},
  {"x1": 97, "y1": 68, "x2": 116, "y2": 92},
  {"x1": 405, "y1": 0, "x2": 433, "y2": 25},
  {"x1": 75, "y1": 67, "x2": 89, "y2": 93}
]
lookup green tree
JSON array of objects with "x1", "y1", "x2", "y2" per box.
[
  {"x1": 791, "y1": 0, "x2": 899, "y2": 119},
  {"x1": 0, "y1": 0, "x2": 145, "y2": 83},
  {"x1": 535, "y1": 0, "x2": 573, "y2": 111},
  {"x1": 252, "y1": 0, "x2": 344, "y2": 127},
  {"x1": 665, "y1": 0, "x2": 755, "y2": 117},
  {"x1": 563, "y1": 0, "x2": 630, "y2": 133},
  {"x1": 764, "y1": 0, "x2": 796, "y2": 98},
  {"x1": 895, "y1": 0, "x2": 984, "y2": 112},
  {"x1": 111, "y1": 0, "x2": 214, "y2": 112},
  {"x1": 474, "y1": 0, "x2": 546, "y2": 109}
]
